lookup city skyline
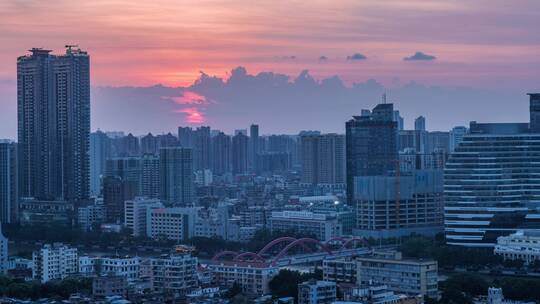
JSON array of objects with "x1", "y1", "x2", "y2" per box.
[{"x1": 1, "y1": 1, "x2": 540, "y2": 138}]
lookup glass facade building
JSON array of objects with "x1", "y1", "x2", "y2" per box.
[
  {"x1": 445, "y1": 97, "x2": 540, "y2": 246},
  {"x1": 345, "y1": 103, "x2": 397, "y2": 203}
]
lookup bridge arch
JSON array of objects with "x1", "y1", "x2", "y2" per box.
[
  {"x1": 271, "y1": 238, "x2": 332, "y2": 266},
  {"x1": 325, "y1": 237, "x2": 348, "y2": 249},
  {"x1": 211, "y1": 251, "x2": 239, "y2": 262},
  {"x1": 340, "y1": 237, "x2": 371, "y2": 252},
  {"x1": 257, "y1": 237, "x2": 298, "y2": 256},
  {"x1": 233, "y1": 252, "x2": 265, "y2": 262}
]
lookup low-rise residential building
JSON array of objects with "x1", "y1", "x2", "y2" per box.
[
  {"x1": 20, "y1": 199, "x2": 74, "y2": 226},
  {"x1": 239, "y1": 226, "x2": 258, "y2": 243},
  {"x1": 7, "y1": 257, "x2": 32, "y2": 280},
  {"x1": 473, "y1": 287, "x2": 535, "y2": 304},
  {"x1": 194, "y1": 205, "x2": 232, "y2": 240},
  {"x1": 124, "y1": 197, "x2": 164, "y2": 237},
  {"x1": 146, "y1": 207, "x2": 198, "y2": 241},
  {"x1": 150, "y1": 246, "x2": 198, "y2": 296},
  {"x1": 32, "y1": 243, "x2": 78, "y2": 283},
  {"x1": 239, "y1": 206, "x2": 270, "y2": 228},
  {"x1": 494, "y1": 230, "x2": 540, "y2": 264},
  {"x1": 323, "y1": 258, "x2": 356, "y2": 284},
  {"x1": 356, "y1": 252, "x2": 438, "y2": 298},
  {"x1": 209, "y1": 262, "x2": 279, "y2": 296},
  {"x1": 298, "y1": 280, "x2": 336, "y2": 304},
  {"x1": 101, "y1": 256, "x2": 141, "y2": 281},
  {"x1": 340, "y1": 283, "x2": 408, "y2": 304},
  {"x1": 0, "y1": 226, "x2": 7, "y2": 274},
  {"x1": 92, "y1": 275, "x2": 128, "y2": 298},
  {"x1": 268, "y1": 211, "x2": 342, "y2": 241},
  {"x1": 79, "y1": 256, "x2": 141, "y2": 281},
  {"x1": 77, "y1": 198, "x2": 106, "y2": 231}
]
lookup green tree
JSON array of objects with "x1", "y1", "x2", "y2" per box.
[
  {"x1": 225, "y1": 282, "x2": 243, "y2": 299},
  {"x1": 269, "y1": 269, "x2": 322, "y2": 300}
]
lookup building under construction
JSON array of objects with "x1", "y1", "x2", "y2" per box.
[{"x1": 352, "y1": 170, "x2": 444, "y2": 238}]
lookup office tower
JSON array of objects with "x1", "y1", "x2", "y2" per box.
[
  {"x1": 0, "y1": 141, "x2": 17, "y2": 223},
  {"x1": 232, "y1": 133, "x2": 249, "y2": 175},
  {"x1": 445, "y1": 94, "x2": 540, "y2": 246},
  {"x1": 414, "y1": 116, "x2": 426, "y2": 131},
  {"x1": 449, "y1": 126, "x2": 468, "y2": 152},
  {"x1": 90, "y1": 130, "x2": 111, "y2": 196},
  {"x1": 141, "y1": 154, "x2": 160, "y2": 198},
  {"x1": 211, "y1": 132, "x2": 231, "y2": 175},
  {"x1": 249, "y1": 124, "x2": 259, "y2": 173},
  {"x1": 193, "y1": 126, "x2": 211, "y2": 171},
  {"x1": 425, "y1": 131, "x2": 450, "y2": 153},
  {"x1": 393, "y1": 110, "x2": 404, "y2": 131},
  {"x1": 397, "y1": 130, "x2": 416, "y2": 152},
  {"x1": 140, "y1": 133, "x2": 158, "y2": 155},
  {"x1": 530, "y1": 93, "x2": 540, "y2": 132},
  {"x1": 159, "y1": 147, "x2": 193, "y2": 205},
  {"x1": 300, "y1": 134, "x2": 345, "y2": 185},
  {"x1": 105, "y1": 157, "x2": 142, "y2": 195},
  {"x1": 103, "y1": 176, "x2": 136, "y2": 224},
  {"x1": 178, "y1": 126, "x2": 194, "y2": 148},
  {"x1": 346, "y1": 103, "x2": 397, "y2": 203},
  {"x1": 17, "y1": 47, "x2": 90, "y2": 202}
]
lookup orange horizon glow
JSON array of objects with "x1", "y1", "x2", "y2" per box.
[{"x1": 0, "y1": 0, "x2": 539, "y2": 89}]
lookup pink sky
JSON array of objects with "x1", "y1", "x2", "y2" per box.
[
  {"x1": 1, "y1": 0, "x2": 539, "y2": 88},
  {"x1": 0, "y1": 1, "x2": 540, "y2": 138}
]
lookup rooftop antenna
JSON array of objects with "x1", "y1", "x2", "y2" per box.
[{"x1": 382, "y1": 91, "x2": 387, "y2": 104}]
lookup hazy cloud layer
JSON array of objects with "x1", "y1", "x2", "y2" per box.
[
  {"x1": 404, "y1": 51, "x2": 437, "y2": 61},
  {"x1": 88, "y1": 67, "x2": 529, "y2": 136}
]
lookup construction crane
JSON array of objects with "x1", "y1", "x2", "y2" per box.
[{"x1": 392, "y1": 159, "x2": 401, "y2": 229}]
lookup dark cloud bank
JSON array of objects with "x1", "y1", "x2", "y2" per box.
[
  {"x1": 404, "y1": 51, "x2": 436, "y2": 61},
  {"x1": 92, "y1": 67, "x2": 527, "y2": 135}
]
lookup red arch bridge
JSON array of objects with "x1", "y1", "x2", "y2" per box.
[{"x1": 211, "y1": 237, "x2": 372, "y2": 267}]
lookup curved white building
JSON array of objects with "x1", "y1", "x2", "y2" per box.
[{"x1": 445, "y1": 94, "x2": 540, "y2": 246}]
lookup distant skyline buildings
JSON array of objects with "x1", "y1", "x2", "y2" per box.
[
  {"x1": 232, "y1": 132, "x2": 249, "y2": 175},
  {"x1": 159, "y1": 147, "x2": 194, "y2": 206},
  {"x1": 1, "y1": 0, "x2": 540, "y2": 139},
  {"x1": 300, "y1": 133, "x2": 345, "y2": 186},
  {"x1": 0, "y1": 141, "x2": 17, "y2": 223}
]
